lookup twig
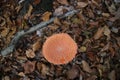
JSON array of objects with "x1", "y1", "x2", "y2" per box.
[{"x1": 0, "y1": 9, "x2": 80, "y2": 56}]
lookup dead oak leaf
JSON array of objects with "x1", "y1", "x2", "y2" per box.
[
  {"x1": 23, "y1": 61, "x2": 36, "y2": 74},
  {"x1": 25, "y1": 49, "x2": 35, "y2": 58},
  {"x1": 42, "y1": 11, "x2": 52, "y2": 21}
]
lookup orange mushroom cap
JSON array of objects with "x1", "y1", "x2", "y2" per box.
[{"x1": 42, "y1": 33, "x2": 78, "y2": 65}]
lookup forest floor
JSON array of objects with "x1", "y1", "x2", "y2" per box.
[{"x1": 0, "y1": 0, "x2": 120, "y2": 80}]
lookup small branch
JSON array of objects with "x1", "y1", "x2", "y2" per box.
[{"x1": 0, "y1": 9, "x2": 80, "y2": 56}]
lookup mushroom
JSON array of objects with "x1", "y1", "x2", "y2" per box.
[{"x1": 42, "y1": 33, "x2": 78, "y2": 65}]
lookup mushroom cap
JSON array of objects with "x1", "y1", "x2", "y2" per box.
[{"x1": 42, "y1": 33, "x2": 78, "y2": 65}]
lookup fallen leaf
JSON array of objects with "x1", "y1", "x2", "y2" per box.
[
  {"x1": 24, "y1": 4, "x2": 33, "y2": 19},
  {"x1": 0, "y1": 27, "x2": 9, "y2": 37},
  {"x1": 32, "y1": 40, "x2": 41, "y2": 52},
  {"x1": 18, "y1": 72, "x2": 25, "y2": 77},
  {"x1": 91, "y1": 0, "x2": 99, "y2": 7},
  {"x1": 108, "y1": 70, "x2": 116, "y2": 80},
  {"x1": 23, "y1": 61, "x2": 36, "y2": 74},
  {"x1": 109, "y1": 46, "x2": 115, "y2": 57},
  {"x1": 54, "y1": 6, "x2": 64, "y2": 16},
  {"x1": 86, "y1": 75, "x2": 97, "y2": 80},
  {"x1": 94, "y1": 27, "x2": 104, "y2": 40},
  {"x1": 42, "y1": 11, "x2": 52, "y2": 21},
  {"x1": 81, "y1": 60, "x2": 92, "y2": 73},
  {"x1": 48, "y1": 25, "x2": 59, "y2": 31},
  {"x1": 87, "y1": 9, "x2": 95, "y2": 18},
  {"x1": 25, "y1": 49, "x2": 36, "y2": 58},
  {"x1": 103, "y1": 25, "x2": 111, "y2": 40},
  {"x1": 77, "y1": 2, "x2": 88, "y2": 8},
  {"x1": 87, "y1": 52, "x2": 96, "y2": 61},
  {"x1": 102, "y1": 13, "x2": 110, "y2": 17},
  {"x1": 57, "y1": 0, "x2": 69, "y2": 5},
  {"x1": 105, "y1": 1, "x2": 116, "y2": 14},
  {"x1": 67, "y1": 65, "x2": 79, "y2": 79},
  {"x1": 100, "y1": 42, "x2": 110, "y2": 52},
  {"x1": 116, "y1": 37, "x2": 120, "y2": 47},
  {"x1": 41, "y1": 64, "x2": 49, "y2": 75},
  {"x1": 0, "y1": 16, "x2": 6, "y2": 26},
  {"x1": 3, "y1": 76, "x2": 10, "y2": 80},
  {"x1": 72, "y1": 18, "x2": 81, "y2": 24},
  {"x1": 53, "y1": 17, "x2": 61, "y2": 25},
  {"x1": 37, "y1": 62, "x2": 49, "y2": 76}
]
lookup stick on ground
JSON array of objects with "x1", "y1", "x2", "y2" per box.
[{"x1": 0, "y1": 9, "x2": 80, "y2": 56}]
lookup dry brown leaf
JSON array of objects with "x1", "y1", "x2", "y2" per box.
[
  {"x1": 24, "y1": 4, "x2": 33, "y2": 19},
  {"x1": 18, "y1": 72, "x2": 25, "y2": 77},
  {"x1": 102, "y1": 13, "x2": 110, "y2": 17},
  {"x1": 42, "y1": 11, "x2": 52, "y2": 21},
  {"x1": 23, "y1": 61, "x2": 36, "y2": 74},
  {"x1": 109, "y1": 46, "x2": 115, "y2": 57},
  {"x1": 53, "y1": 17, "x2": 61, "y2": 25},
  {"x1": 67, "y1": 65, "x2": 79, "y2": 79},
  {"x1": 87, "y1": 52, "x2": 96, "y2": 61},
  {"x1": 77, "y1": 2, "x2": 88, "y2": 8},
  {"x1": 41, "y1": 64, "x2": 49, "y2": 75},
  {"x1": 103, "y1": 25, "x2": 111, "y2": 40},
  {"x1": 82, "y1": 60, "x2": 92, "y2": 73},
  {"x1": 37, "y1": 62, "x2": 49, "y2": 76},
  {"x1": 48, "y1": 25, "x2": 59, "y2": 31},
  {"x1": 100, "y1": 43, "x2": 110, "y2": 52},
  {"x1": 32, "y1": 40, "x2": 41, "y2": 51},
  {"x1": 25, "y1": 49, "x2": 36, "y2": 58},
  {"x1": 0, "y1": 27, "x2": 9, "y2": 37},
  {"x1": 57, "y1": 0, "x2": 69, "y2": 5},
  {"x1": 94, "y1": 27, "x2": 104, "y2": 40}
]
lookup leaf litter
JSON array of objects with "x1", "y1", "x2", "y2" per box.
[{"x1": 0, "y1": 0, "x2": 120, "y2": 80}]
